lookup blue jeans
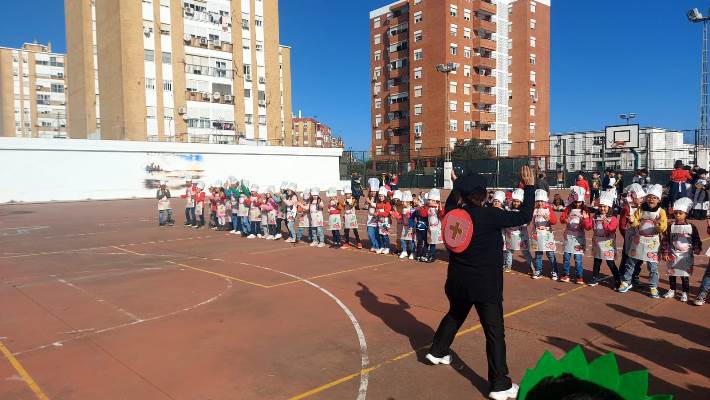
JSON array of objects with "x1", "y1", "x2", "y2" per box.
[
  {"x1": 367, "y1": 226, "x2": 380, "y2": 250},
  {"x1": 400, "y1": 239, "x2": 414, "y2": 253},
  {"x1": 563, "y1": 253, "x2": 583, "y2": 279},
  {"x1": 158, "y1": 209, "x2": 173, "y2": 225},
  {"x1": 231, "y1": 213, "x2": 239, "y2": 231},
  {"x1": 250, "y1": 221, "x2": 261, "y2": 235},
  {"x1": 287, "y1": 220, "x2": 296, "y2": 239},
  {"x1": 699, "y1": 264, "x2": 710, "y2": 297},
  {"x1": 240, "y1": 216, "x2": 250, "y2": 235},
  {"x1": 185, "y1": 207, "x2": 196, "y2": 225},
  {"x1": 623, "y1": 257, "x2": 659, "y2": 289},
  {"x1": 535, "y1": 251, "x2": 558, "y2": 275},
  {"x1": 379, "y1": 234, "x2": 390, "y2": 251},
  {"x1": 310, "y1": 227, "x2": 325, "y2": 244},
  {"x1": 503, "y1": 249, "x2": 533, "y2": 269}
]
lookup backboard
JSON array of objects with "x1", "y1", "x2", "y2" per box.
[{"x1": 605, "y1": 125, "x2": 640, "y2": 149}]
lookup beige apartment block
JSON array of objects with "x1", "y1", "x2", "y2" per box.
[
  {"x1": 369, "y1": 0, "x2": 550, "y2": 160},
  {"x1": 65, "y1": 0, "x2": 293, "y2": 144},
  {"x1": 0, "y1": 43, "x2": 67, "y2": 138},
  {"x1": 292, "y1": 117, "x2": 343, "y2": 148}
]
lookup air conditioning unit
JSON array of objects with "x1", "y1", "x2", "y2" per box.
[
  {"x1": 183, "y1": 34, "x2": 192, "y2": 43},
  {"x1": 224, "y1": 95, "x2": 233, "y2": 102},
  {"x1": 415, "y1": 131, "x2": 422, "y2": 138},
  {"x1": 258, "y1": 100, "x2": 266, "y2": 107},
  {"x1": 213, "y1": 92, "x2": 221, "y2": 100},
  {"x1": 202, "y1": 92, "x2": 211, "y2": 100},
  {"x1": 199, "y1": 37, "x2": 208, "y2": 45},
  {"x1": 36, "y1": 85, "x2": 42, "y2": 90},
  {"x1": 185, "y1": 8, "x2": 194, "y2": 16},
  {"x1": 177, "y1": 106, "x2": 187, "y2": 115},
  {"x1": 245, "y1": 74, "x2": 252, "y2": 82},
  {"x1": 144, "y1": 26, "x2": 152, "y2": 36},
  {"x1": 258, "y1": 77, "x2": 266, "y2": 84},
  {"x1": 213, "y1": 39, "x2": 221, "y2": 48}
]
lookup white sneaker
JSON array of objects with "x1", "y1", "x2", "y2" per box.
[
  {"x1": 489, "y1": 384, "x2": 519, "y2": 400},
  {"x1": 663, "y1": 290, "x2": 675, "y2": 299},
  {"x1": 310, "y1": 241, "x2": 318, "y2": 247},
  {"x1": 680, "y1": 292, "x2": 688, "y2": 302},
  {"x1": 409, "y1": 254, "x2": 415, "y2": 260},
  {"x1": 234, "y1": 231, "x2": 241, "y2": 235},
  {"x1": 425, "y1": 353, "x2": 451, "y2": 365},
  {"x1": 399, "y1": 251, "x2": 408, "y2": 259},
  {"x1": 257, "y1": 234, "x2": 263, "y2": 239},
  {"x1": 274, "y1": 234, "x2": 282, "y2": 240},
  {"x1": 317, "y1": 243, "x2": 325, "y2": 248},
  {"x1": 266, "y1": 235, "x2": 275, "y2": 240},
  {"x1": 375, "y1": 248, "x2": 383, "y2": 254},
  {"x1": 382, "y1": 248, "x2": 390, "y2": 255},
  {"x1": 247, "y1": 234, "x2": 256, "y2": 239},
  {"x1": 370, "y1": 248, "x2": 378, "y2": 253}
]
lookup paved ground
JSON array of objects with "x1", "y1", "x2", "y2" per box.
[{"x1": 0, "y1": 197, "x2": 708, "y2": 400}]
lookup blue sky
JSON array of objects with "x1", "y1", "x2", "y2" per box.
[{"x1": 0, "y1": 0, "x2": 704, "y2": 149}]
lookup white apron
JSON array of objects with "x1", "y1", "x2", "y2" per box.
[
  {"x1": 401, "y1": 208, "x2": 413, "y2": 241},
  {"x1": 217, "y1": 204, "x2": 226, "y2": 218},
  {"x1": 195, "y1": 199, "x2": 204, "y2": 216},
  {"x1": 309, "y1": 203, "x2": 324, "y2": 227},
  {"x1": 530, "y1": 208, "x2": 556, "y2": 253},
  {"x1": 248, "y1": 198, "x2": 261, "y2": 222},
  {"x1": 630, "y1": 210, "x2": 660, "y2": 263},
  {"x1": 592, "y1": 218, "x2": 616, "y2": 261},
  {"x1": 267, "y1": 209, "x2": 277, "y2": 225},
  {"x1": 623, "y1": 205, "x2": 639, "y2": 255},
  {"x1": 564, "y1": 209, "x2": 586, "y2": 255},
  {"x1": 668, "y1": 224, "x2": 694, "y2": 277},
  {"x1": 329, "y1": 214, "x2": 343, "y2": 231},
  {"x1": 158, "y1": 196, "x2": 170, "y2": 211},
  {"x1": 344, "y1": 208, "x2": 359, "y2": 229},
  {"x1": 427, "y1": 207, "x2": 443, "y2": 245},
  {"x1": 378, "y1": 216, "x2": 390, "y2": 236},
  {"x1": 185, "y1": 188, "x2": 195, "y2": 208},
  {"x1": 238, "y1": 197, "x2": 249, "y2": 217}
]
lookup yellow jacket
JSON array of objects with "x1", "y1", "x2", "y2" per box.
[{"x1": 630, "y1": 206, "x2": 667, "y2": 234}]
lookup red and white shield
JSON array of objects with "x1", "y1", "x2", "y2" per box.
[{"x1": 443, "y1": 209, "x2": 474, "y2": 253}]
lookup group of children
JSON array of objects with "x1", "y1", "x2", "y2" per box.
[
  {"x1": 495, "y1": 183, "x2": 710, "y2": 306},
  {"x1": 160, "y1": 176, "x2": 710, "y2": 306}
]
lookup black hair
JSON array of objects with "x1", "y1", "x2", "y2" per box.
[{"x1": 526, "y1": 374, "x2": 624, "y2": 400}]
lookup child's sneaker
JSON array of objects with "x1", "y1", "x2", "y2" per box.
[
  {"x1": 340, "y1": 243, "x2": 350, "y2": 249},
  {"x1": 399, "y1": 251, "x2": 408, "y2": 259},
  {"x1": 680, "y1": 292, "x2": 688, "y2": 302},
  {"x1": 532, "y1": 271, "x2": 542, "y2": 279},
  {"x1": 247, "y1": 234, "x2": 256, "y2": 239},
  {"x1": 257, "y1": 234, "x2": 263, "y2": 239},
  {"x1": 559, "y1": 276, "x2": 570, "y2": 283},
  {"x1": 310, "y1": 241, "x2": 318, "y2": 247},
  {"x1": 274, "y1": 234, "x2": 282, "y2": 240},
  {"x1": 317, "y1": 243, "x2": 326, "y2": 248},
  {"x1": 587, "y1": 276, "x2": 600, "y2": 287},
  {"x1": 574, "y1": 278, "x2": 585, "y2": 285},
  {"x1": 551, "y1": 272, "x2": 559, "y2": 281},
  {"x1": 649, "y1": 287, "x2": 660, "y2": 299},
  {"x1": 382, "y1": 248, "x2": 390, "y2": 255},
  {"x1": 409, "y1": 254, "x2": 415, "y2": 260},
  {"x1": 503, "y1": 266, "x2": 512, "y2": 273},
  {"x1": 663, "y1": 289, "x2": 676, "y2": 299},
  {"x1": 356, "y1": 243, "x2": 363, "y2": 249},
  {"x1": 617, "y1": 282, "x2": 632, "y2": 293},
  {"x1": 694, "y1": 293, "x2": 706, "y2": 306},
  {"x1": 370, "y1": 248, "x2": 378, "y2": 253}
]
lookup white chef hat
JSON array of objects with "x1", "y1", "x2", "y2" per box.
[
  {"x1": 228, "y1": 176, "x2": 237, "y2": 185},
  {"x1": 393, "y1": 190, "x2": 403, "y2": 201},
  {"x1": 250, "y1": 184, "x2": 259, "y2": 193},
  {"x1": 343, "y1": 185, "x2": 353, "y2": 194},
  {"x1": 310, "y1": 187, "x2": 320, "y2": 196},
  {"x1": 197, "y1": 181, "x2": 205, "y2": 189},
  {"x1": 326, "y1": 187, "x2": 338, "y2": 197},
  {"x1": 160, "y1": 180, "x2": 168, "y2": 186},
  {"x1": 626, "y1": 183, "x2": 646, "y2": 199},
  {"x1": 368, "y1": 178, "x2": 380, "y2": 191},
  {"x1": 402, "y1": 191, "x2": 413, "y2": 202},
  {"x1": 599, "y1": 191, "x2": 616, "y2": 208},
  {"x1": 570, "y1": 186, "x2": 586, "y2": 202},
  {"x1": 512, "y1": 189, "x2": 525, "y2": 202},
  {"x1": 429, "y1": 189, "x2": 441, "y2": 201},
  {"x1": 646, "y1": 184, "x2": 663, "y2": 199},
  {"x1": 535, "y1": 189, "x2": 548, "y2": 202},
  {"x1": 673, "y1": 197, "x2": 693, "y2": 214},
  {"x1": 213, "y1": 180, "x2": 222, "y2": 188},
  {"x1": 377, "y1": 186, "x2": 388, "y2": 196},
  {"x1": 266, "y1": 185, "x2": 276, "y2": 193},
  {"x1": 288, "y1": 182, "x2": 297, "y2": 191},
  {"x1": 184, "y1": 176, "x2": 193, "y2": 182},
  {"x1": 493, "y1": 191, "x2": 506, "y2": 203}
]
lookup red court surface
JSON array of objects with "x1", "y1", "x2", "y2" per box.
[{"x1": 0, "y1": 198, "x2": 708, "y2": 400}]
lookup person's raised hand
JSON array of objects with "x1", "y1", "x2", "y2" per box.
[
  {"x1": 451, "y1": 169, "x2": 458, "y2": 182},
  {"x1": 521, "y1": 165, "x2": 535, "y2": 186}
]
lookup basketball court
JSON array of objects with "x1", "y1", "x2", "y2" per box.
[{"x1": 0, "y1": 197, "x2": 708, "y2": 399}]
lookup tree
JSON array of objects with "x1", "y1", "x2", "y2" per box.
[{"x1": 450, "y1": 139, "x2": 496, "y2": 160}]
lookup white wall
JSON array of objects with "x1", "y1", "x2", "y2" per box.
[{"x1": 0, "y1": 138, "x2": 343, "y2": 203}]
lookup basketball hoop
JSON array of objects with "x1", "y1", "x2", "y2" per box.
[{"x1": 610, "y1": 141, "x2": 627, "y2": 150}]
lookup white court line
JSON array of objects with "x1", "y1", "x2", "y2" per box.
[{"x1": 54, "y1": 276, "x2": 142, "y2": 322}]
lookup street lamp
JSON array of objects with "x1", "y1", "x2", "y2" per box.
[
  {"x1": 619, "y1": 113, "x2": 636, "y2": 125},
  {"x1": 436, "y1": 62, "x2": 458, "y2": 161},
  {"x1": 688, "y1": 7, "x2": 710, "y2": 147}
]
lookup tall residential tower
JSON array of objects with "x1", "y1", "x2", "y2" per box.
[{"x1": 65, "y1": 0, "x2": 293, "y2": 144}]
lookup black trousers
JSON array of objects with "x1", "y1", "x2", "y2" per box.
[
  {"x1": 430, "y1": 296, "x2": 512, "y2": 392},
  {"x1": 669, "y1": 276, "x2": 690, "y2": 292},
  {"x1": 590, "y1": 189, "x2": 600, "y2": 204},
  {"x1": 620, "y1": 240, "x2": 642, "y2": 281},
  {"x1": 592, "y1": 258, "x2": 620, "y2": 283}
]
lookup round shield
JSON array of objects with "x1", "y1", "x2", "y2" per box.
[{"x1": 443, "y1": 208, "x2": 474, "y2": 253}]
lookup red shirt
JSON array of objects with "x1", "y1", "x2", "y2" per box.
[
  {"x1": 576, "y1": 178, "x2": 590, "y2": 195},
  {"x1": 670, "y1": 169, "x2": 691, "y2": 183}
]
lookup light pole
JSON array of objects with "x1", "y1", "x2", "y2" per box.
[
  {"x1": 689, "y1": 7, "x2": 710, "y2": 147},
  {"x1": 436, "y1": 62, "x2": 458, "y2": 162},
  {"x1": 619, "y1": 113, "x2": 636, "y2": 125}
]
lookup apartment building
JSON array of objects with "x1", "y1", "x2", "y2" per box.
[
  {"x1": 369, "y1": 0, "x2": 550, "y2": 160},
  {"x1": 292, "y1": 117, "x2": 343, "y2": 148},
  {"x1": 0, "y1": 43, "x2": 67, "y2": 138},
  {"x1": 65, "y1": 0, "x2": 293, "y2": 145}
]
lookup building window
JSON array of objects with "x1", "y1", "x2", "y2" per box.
[
  {"x1": 414, "y1": 104, "x2": 422, "y2": 116},
  {"x1": 414, "y1": 85, "x2": 422, "y2": 97},
  {"x1": 414, "y1": 11, "x2": 423, "y2": 23},
  {"x1": 530, "y1": 71, "x2": 537, "y2": 83},
  {"x1": 145, "y1": 78, "x2": 155, "y2": 90},
  {"x1": 414, "y1": 67, "x2": 422, "y2": 79},
  {"x1": 375, "y1": 145, "x2": 383, "y2": 156},
  {"x1": 449, "y1": 101, "x2": 457, "y2": 112},
  {"x1": 530, "y1": 106, "x2": 536, "y2": 116},
  {"x1": 259, "y1": 115, "x2": 266, "y2": 125},
  {"x1": 464, "y1": 102, "x2": 471, "y2": 113},
  {"x1": 529, "y1": 123, "x2": 536, "y2": 133},
  {"x1": 414, "y1": 122, "x2": 423, "y2": 135},
  {"x1": 449, "y1": 81, "x2": 457, "y2": 93},
  {"x1": 463, "y1": 28, "x2": 471, "y2": 39},
  {"x1": 414, "y1": 30, "x2": 423, "y2": 42},
  {"x1": 163, "y1": 80, "x2": 172, "y2": 91},
  {"x1": 374, "y1": 17, "x2": 381, "y2": 28},
  {"x1": 450, "y1": 44, "x2": 457, "y2": 55},
  {"x1": 414, "y1": 49, "x2": 423, "y2": 60},
  {"x1": 464, "y1": 9, "x2": 471, "y2": 21},
  {"x1": 530, "y1": 19, "x2": 536, "y2": 30},
  {"x1": 244, "y1": 88, "x2": 251, "y2": 98},
  {"x1": 464, "y1": 65, "x2": 471, "y2": 77},
  {"x1": 50, "y1": 83, "x2": 64, "y2": 93},
  {"x1": 449, "y1": 119, "x2": 458, "y2": 132},
  {"x1": 463, "y1": 47, "x2": 471, "y2": 58},
  {"x1": 245, "y1": 114, "x2": 253, "y2": 124},
  {"x1": 374, "y1": 50, "x2": 381, "y2": 61},
  {"x1": 144, "y1": 49, "x2": 155, "y2": 62},
  {"x1": 530, "y1": 37, "x2": 536, "y2": 48},
  {"x1": 374, "y1": 34, "x2": 381, "y2": 45},
  {"x1": 450, "y1": 24, "x2": 457, "y2": 36},
  {"x1": 161, "y1": 52, "x2": 172, "y2": 64},
  {"x1": 375, "y1": 98, "x2": 382, "y2": 108},
  {"x1": 450, "y1": 5, "x2": 457, "y2": 16},
  {"x1": 375, "y1": 130, "x2": 382, "y2": 140},
  {"x1": 464, "y1": 121, "x2": 472, "y2": 132},
  {"x1": 530, "y1": 54, "x2": 537, "y2": 65},
  {"x1": 531, "y1": 1, "x2": 536, "y2": 13}
]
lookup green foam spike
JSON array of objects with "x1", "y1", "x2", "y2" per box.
[
  {"x1": 618, "y1": 370, "x2": 648, "y2": 400},
  {"x1": 588, "y1": 352, "x2": 620, "y2": 392}
]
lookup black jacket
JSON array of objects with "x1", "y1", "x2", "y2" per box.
[{"x1": 444, "y1": 186, "x2": 535, "y2": 303}]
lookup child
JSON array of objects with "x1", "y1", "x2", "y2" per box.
[
  {"x1": 530, "y1": 189, "x2": 558, "y2": 280},
  {"x1": 216, "y1": 186, "x2": 228, "y2": 231},
  {"x1": 695, "y1": 220, "x2": 710, "y2": 305},
  {"x1": 397, "y1": 191, "x2": 416, "y2": 260},
  {"x1": 491, "y1": 191, "x2": 506, "y2": 209},
  {"x1": 560, "y1": 186, "x2": 593, "y2": 284},
  {"x1": 375, "y1": 187, "x2": 392, "y2": 254},
  {"x1": 283, "y1": 184, "x2": 299, "y2": 243},
  {"x1": 342, "y1": 186, "x2": 363, "y2": 249},
  {"x1": 236, "y1": 180, "x2": 251, "y2": 237},
  {"x1": 296, "y1": 192, "x2": 311, "y2": 243},
  {"x1": 589, "y1": 191, "x2": 621, "y2": 288},
  {"x1": 619, "y1": 184, "x2": 645, "y2": 287},
  {"x1": 309, "y1": 187, "x2": 326, "y2": 247},
  {"x1": 391, "y1": 190, "x2": 404, "y2": 254},
  {"x1": 618, "y1": 184, "x2": 668, "y2": 298},
  {"x1": 273, "y1": 182, "x2": 287, "y2": 240},
  {"x1": 590, "y1": 172, "x2": 602, "y2": 205},
  {"x1": 661, "y1": 197, "x2": 701, "y2": 302},
  {"x1": 413, "y1": 195, "x2": 429, "y2": 261},
  {"x1": 690, "y1": 179, "x2": 709, "y2": 220},
  {"x1": 264, "y1": 186, "x2": 278, "y2": 240},
  {"x1": 425, "y1": 189, "x2": 445, "y2": 263},
  {"x1": 194, "y1": 181, "x2": 206, "y2": 228},
  {"x1": 227, "y1": 178, "x2": 241, "y2": 234},
  {"x1": 365, "y1": 186, "x2": 381, "y2": 253},
  {"x1": 551, "y1": 193, "x2": 566, "y2": 212},
  {"x1": 327, "y1": 188, "x2": 344, "y2": 248},
  {"x1": 157, "y1": 180, "x2": 174, "y2": 227},
  {"x1": 503, "y1": 189, "x2": 534, "y2": 273},
  {"x1": 246, "y1": 184, "x2": 262, "y2": 238},
  {"x1": 180, "y1": 177, "x2": 196, "y2": 227},
  {"x1": 669, "y1": 160, "x2": 692, "y2": 205}
]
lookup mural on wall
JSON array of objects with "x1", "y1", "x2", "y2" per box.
[{"x1": 143, "y1": 154, "x2": 205, "y2": 190}]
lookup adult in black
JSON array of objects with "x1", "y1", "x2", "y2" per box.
[
  {"x1": 534, "y1": 172, "x2": 549, "y2": 192},
  {"x1": 426, "y1": 165, "x2": 536, "y2": 400},
  {"x1": 351, "y1": 173, "x2": 363, "y2": 209}
]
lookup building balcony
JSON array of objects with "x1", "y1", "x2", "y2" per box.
[
  {"x1": 386, "y1": 101, "x2": 408, "y2": 112},
  {"x1": 386, "y1": 67, "x2": 407, "y2": 79},
  {"x1": 184, "y1": 37, "x2": 234, "y2": 53},
  {"x1": 477, "y1": 75, "x2": 497, "y2": 87},
  {"x1": 473, "y1": 37, "x2": 496, "y2": 51},
  {"x1": 472, "y1": 128, "x2": 496, "y2": 141},
  {"x1": 477, "y1": 0, "x2": 497, "y2": 14},
  {"x1": 186, "y1": 90, "x2": 235, "y2": 105},
  {"x1": 472, "y1": 56, "x2": 496, "y2": 69},
  {"x1": 474, "y1": 111, "x2": 497, "y2": 124},
  {"x1": 473, "y1": 19, "x2": 497, "y2": 33},
  {"x1": 383, "y1": 133, "x2": 409, "y2": 145},
  {"x1": 385, "y1": 31, "x2": 408, "y2": 44},
  {"x1": 472, "y1": 92, "x2": 496, "y2": 105},
  {"x1": 384, "y1": 118, "x2": 409, "y2": 129}
]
